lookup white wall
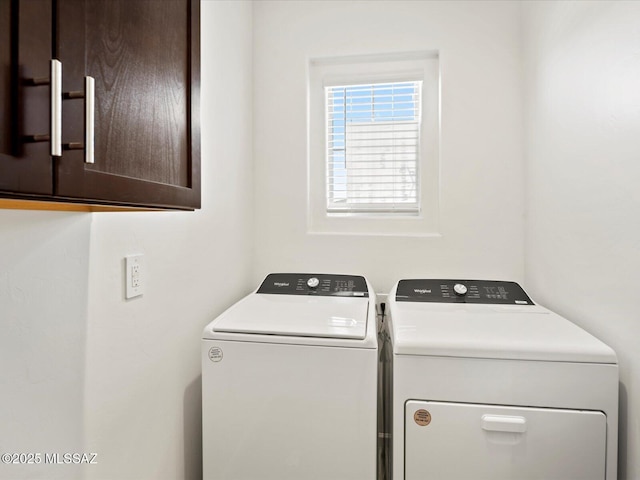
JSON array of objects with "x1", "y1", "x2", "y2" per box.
[
  {"x1": 0, "y1": 2, "x2": 253, "y2": 480},
  {"x1": 252, "y1": 0, "x2": 525, "y2": 293},
  {"x1": 522, "y1": 2, "x2": 640, "y2": 478},
  {"x1": 0, "y1": 211, "x2": 90, "y2": 480}
]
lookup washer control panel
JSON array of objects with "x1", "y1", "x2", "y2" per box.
[
  {"x1": 257, "y1": 273, "x2": 369, "y2": 297},
  {"x1": 396, "y1": 279, "x2": 533, "y2": 305}
]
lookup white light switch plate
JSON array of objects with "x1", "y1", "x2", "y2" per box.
[{"x1": 125, "y1": 254, "x2": 144, "y2": 299}]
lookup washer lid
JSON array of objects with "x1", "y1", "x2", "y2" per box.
[
  {"x1": 211, "y1": 294, "x2": 369, "y2": 340},
  {"x1": 390, "y1": 300, "x2": 617, "y2": 364}
]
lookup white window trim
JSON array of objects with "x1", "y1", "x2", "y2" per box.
[{"x1": 308, "y1": 51, "x2": 440, "y2": 236}]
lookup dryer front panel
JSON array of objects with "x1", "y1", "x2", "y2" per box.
[{"x1": 405, "y1": 400, "x2": 606, "y2": 480}]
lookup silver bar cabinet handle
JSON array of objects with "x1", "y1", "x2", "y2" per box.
[
  {"x1": 50, "y1": 59, "x2": 62, "y2": 156},
  {"x1": 85, "y1": 76, "x2": 95, "y2": 164}
]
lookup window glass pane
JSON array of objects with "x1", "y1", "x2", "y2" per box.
[{"x1": 326, "y1": 81, "x2": 422, "y2": 213}]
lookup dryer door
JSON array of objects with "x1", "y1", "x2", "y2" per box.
[{"x1": 405, "y1": 400, "x2": 606, "y2": 480}]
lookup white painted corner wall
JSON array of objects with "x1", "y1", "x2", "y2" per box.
[
  {"x1": 0, "y1": 211, "x2": 90, "y2": 480},
  {"x1": 522, "y1": 2, "x2": 640, "y2": 478}
]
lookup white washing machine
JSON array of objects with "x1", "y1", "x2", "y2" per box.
[
  {"x1": 202, "y1": 273, "x2": 378, "y2": 480},
  {"x1": 386, "y1": 279, "x2": 618, "y2": 480}
]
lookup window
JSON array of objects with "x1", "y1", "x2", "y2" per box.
[
  {"x1": 326, "y1": 81, "x2": 422, "y2": 213},
  {"x1": 308, "y1": 52, "x2": 440, "y2": 236}
]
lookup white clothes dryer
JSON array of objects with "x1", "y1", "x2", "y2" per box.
[
  {"x1": 386, "y1": 279, "x2": 618, "y2": 480},
  {"x1": 202, "y1": 273, "x2": 378, "y2": 480}
]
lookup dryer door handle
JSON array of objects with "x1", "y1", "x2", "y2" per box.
[{"x1": 481, "y1": 414, "x2": 527, "y2": 433}]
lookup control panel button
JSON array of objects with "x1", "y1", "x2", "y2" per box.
[
  {"x1": 307, "y1": 277, "x2": 320, "y2": 289},
  {"x1": 453, "y1": 283, "x2": 468, "y2": 296}
]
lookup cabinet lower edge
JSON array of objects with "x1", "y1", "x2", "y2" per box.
[{"x1": 0, "y1": 196, "x2": 191, "y2": 212}]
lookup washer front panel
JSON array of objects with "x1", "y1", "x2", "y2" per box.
[{"x1": 202, "y1": 339, "x2": 377, "y2": 480}]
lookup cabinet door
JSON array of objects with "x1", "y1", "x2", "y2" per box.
[
  {"x1": 0, "y1": 0, "x2": 53, "y2": 196},
  {"x1": 54, "y1": 0, "x2": 200, "y2": 210}
]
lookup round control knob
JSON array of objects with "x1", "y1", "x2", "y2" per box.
[
  {"x1": 453, "y1": 283, "x2": 468, "y2": 296},
  {"x1": 307, "y1": 277, "x2": 320, "y2": 289}
]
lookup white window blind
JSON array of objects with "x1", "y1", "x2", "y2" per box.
[{"x1": 326, "y1": 81, "x2": 422, "y2": 213}]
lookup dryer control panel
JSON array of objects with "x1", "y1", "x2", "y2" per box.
[
  {"x1": 396, "y1": 279, "x2": 533, "y2": 305},
  {"x1": 257, "y1": 273, "x2": 369, "y2": 297}
]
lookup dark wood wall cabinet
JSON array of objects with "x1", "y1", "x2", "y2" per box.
[{"x1": 0, "y1": 0, "x2": 200, "y2": 211}]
